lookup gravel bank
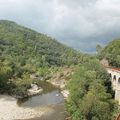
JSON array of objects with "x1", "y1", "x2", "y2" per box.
[{"x1": 0, "y1": 95, "x2": 51, "y2": 120}]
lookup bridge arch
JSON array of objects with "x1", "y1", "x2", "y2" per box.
[
  {"x1": 113, "y1": 75, "x2": 117, "y2": 81},
  {"x1": 118, "y1": 78, "x2": 120, "y2": 84},
  {"x1": 105, "y1": 67, "x2": 120, "y2": 104},
  {"x1": 109, "y1": 73, "x2": 112, "y2": 78}
]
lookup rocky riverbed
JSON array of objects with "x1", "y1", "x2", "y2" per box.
[
  {"x1": 0, "y1": 95, "x2": 44, "y2": 120},
  {"x1": 0, "y1": 89, "x2": 65, "y2": 120}
]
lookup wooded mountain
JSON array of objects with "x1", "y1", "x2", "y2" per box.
[
  {"x1": 0, "y1": 20, "x2": 86, "y2": 94},
  {"x1": 0, "y1": 20, "x2": 83, "y2": 68},
  {"x1": 98, "y1": 40, "x2": 120, "y2": 67}
]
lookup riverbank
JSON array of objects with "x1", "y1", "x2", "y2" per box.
[
  {"x1": 0, "y1": 95, "x2": 55, "y2": 120},
  {"x1": 24, "y1": 104, "x2": 65, "y2": 120}
]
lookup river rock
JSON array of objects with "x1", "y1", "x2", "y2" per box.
[
  {"x1": 27, "y1": 84, "x2": 43, "y2": 96},
  {"x1": 61, "y1": 90, "x2": 69, "y2": 99}
]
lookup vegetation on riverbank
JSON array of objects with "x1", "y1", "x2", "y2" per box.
[{"x1": 66, "y1": 59, "x2": 119, "y2": 120}]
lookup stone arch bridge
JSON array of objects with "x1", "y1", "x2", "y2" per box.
[{"x1": 106, "y1": 67, "x2": 120, "y2": 104}]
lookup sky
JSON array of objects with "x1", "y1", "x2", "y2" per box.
[{"x1": 0, "y1": 0, "x2": 120, "y2": 53}]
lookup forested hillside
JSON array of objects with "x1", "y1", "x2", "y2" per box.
[
  {"x1": 0, "y1": 20, "x2": 86, "y2": 95},
  {"x1": 66, "y1": 40, "x2": 120, "y2": 120},
  {"x1": 98, "y1": 40, "x2": 120, "y2": 67},
  {"x1": 0, "y1": 20, "x2": 83, "y2": 67},
  {"x1": 66, "y1": 59, "x2": 118, "y2": 120}
]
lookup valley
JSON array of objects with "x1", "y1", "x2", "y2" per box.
[{"x1": 0, "y1": 20, "x2": 120, "y2": 120}]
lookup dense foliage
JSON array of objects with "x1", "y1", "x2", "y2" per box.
[
  {"x1": 66, "y1": 59, "x2": 118, "y2": 120},
  {"x1": 0, "y1": 20, "x2": 86, "y2": 95},
  {"x1": 98, "y1": 40, "x2": 120, "y2": 67}
]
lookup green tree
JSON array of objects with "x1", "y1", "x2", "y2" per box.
[{"x1": 66, "y1": 59, "x2": 118, "y2": 120}]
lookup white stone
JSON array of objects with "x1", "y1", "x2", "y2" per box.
[
  {"x1": 27, "y1": 84, "x2": 43, "y2": 96},
  {"x1": 61, "y1": 90, "x2": 69, "y2": 99}
]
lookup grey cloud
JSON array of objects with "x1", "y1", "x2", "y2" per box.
[{"x1": 0, "y1": 0, "x2": 120, "y2": 53}]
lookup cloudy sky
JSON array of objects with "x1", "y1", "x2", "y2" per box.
[{"x1": 0, "y1": 0, "x2": 120, "y2": 53}]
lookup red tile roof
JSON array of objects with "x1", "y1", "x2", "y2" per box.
[{"x1": 106, "y1": 67, "x2": 120, "y2": 72}]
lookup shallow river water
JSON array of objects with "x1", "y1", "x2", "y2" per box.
[{"x1": 17, "y1": 82, "x2": 65, "y2": 120}]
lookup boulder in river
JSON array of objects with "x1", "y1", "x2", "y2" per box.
[
  {"x1": 61, "y1": 90, "x2": 69, "y2": 99},
  {"x1": 27, "y1": 83, "x2": 43, "y2": 96}
]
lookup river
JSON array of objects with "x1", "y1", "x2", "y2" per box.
[
  {"x1": 0, "y1": 82, "x2": 66, "y2": 120},
  {"x1": 17, "y1": 82, "x2": 65, "y2": 120}
]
